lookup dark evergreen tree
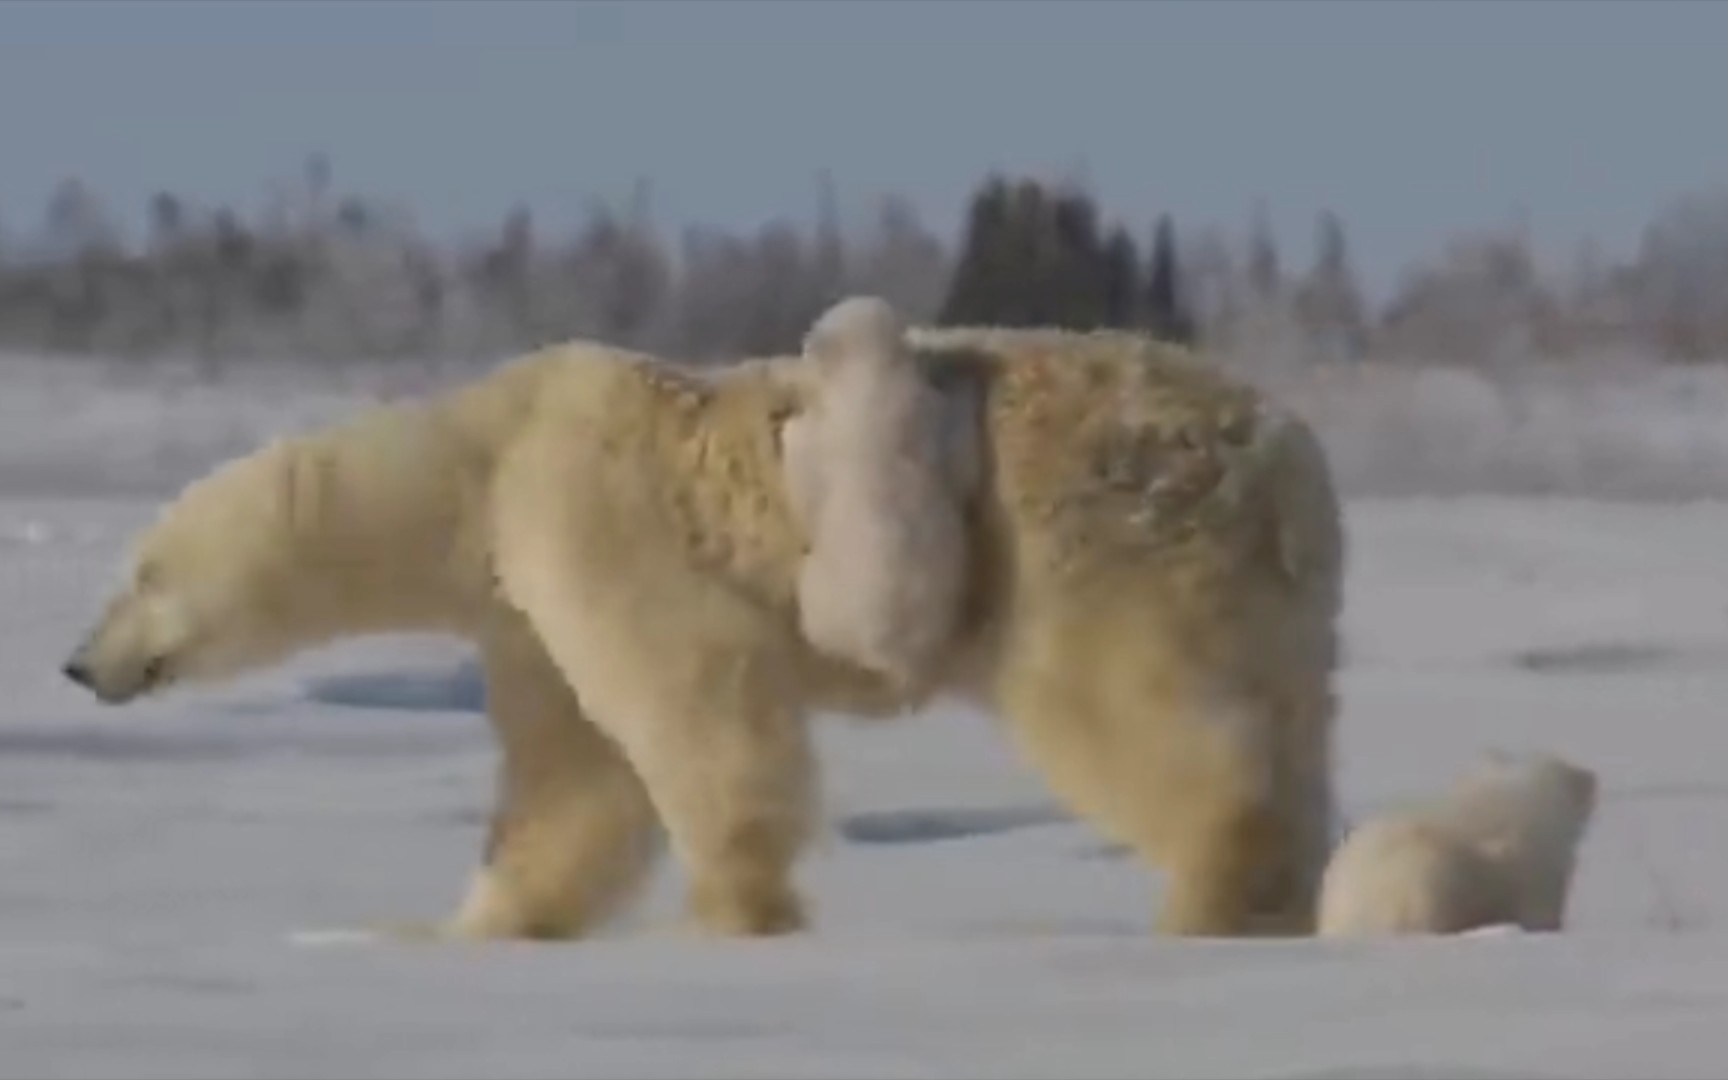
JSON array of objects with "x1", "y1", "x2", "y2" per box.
[
  {"x1": 1146, "y1": 213, "x2": 1195, "y2": 345},
  {"x1": 1101, "y1": 226, "x2": 1141, "y2": 328},
  {"x1": 1247, "y1": 200, "x2": 1281, "y2": 299},
  {"x1": 1300, "y1": 208, "x2": 1368, "y2": 361},
  {"x1": 938, "y1": 174, "x2": 1015, "y2": 326},
  {"x1": 1046, "y1": 185, "x2": 1114, "y2": 329}
]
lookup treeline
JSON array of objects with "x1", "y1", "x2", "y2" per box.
[{"x1": 4, "y1": 155, "x2": 1728, "y2": 369}]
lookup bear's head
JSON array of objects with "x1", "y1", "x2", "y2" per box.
[{"x1": 62, "y1": 451, "x2": 309, "y2": 705}]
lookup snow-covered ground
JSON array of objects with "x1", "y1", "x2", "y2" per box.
[{"x1": 4, "y1": 356, "x2": 1728, "y2": 1077}]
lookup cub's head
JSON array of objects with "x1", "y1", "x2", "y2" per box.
[
  {"x1": 62, "y1": 452, "x2": 305, "y2": 705},
  {"x1": 1464, "y1": 748, "x2": 1599, "y2": 847},
  {"x1": 802, "y1": 295, "x2": 908, "y2": 376}
]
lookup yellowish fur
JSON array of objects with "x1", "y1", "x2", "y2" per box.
[
  {"x1": 780, "y1": 296, "x2": 972, "y2": 695},
  {"x1": 64, "y1": 320, "x2": 1346, "y2": 942},
  {"x1": 1317, "y1": 751, "x2": 1598, "y2": 938}
]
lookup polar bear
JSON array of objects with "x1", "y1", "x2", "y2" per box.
[
  {"x1": 1317, "y1": 750, "x2": 1598, "y2": 938},
  {"x1": 779, "y1": 296, "x2": 972, "y2": 694},
  {"x1": 62, "y1": 308, "x2": 1346, "y2": 943}
]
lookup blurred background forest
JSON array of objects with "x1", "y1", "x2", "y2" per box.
[{"x1": 7, "y1": 153, "x2": 1728, "y2": 375}]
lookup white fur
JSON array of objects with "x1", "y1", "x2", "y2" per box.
[
  {"x1": 1317, "y1": 750, "x2": 1598, "y2": 938},
  {"x1": 780, "y1": 296, "x2": 973, "y2": 693}
]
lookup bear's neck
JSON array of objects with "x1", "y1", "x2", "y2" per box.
[{"x1": 262, "y1": 396, "x2": 504, "y2": 645}]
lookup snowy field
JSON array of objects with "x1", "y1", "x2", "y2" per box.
[{"x1": 4, "y1": 354, "x2": 1728, "y2": 1077}]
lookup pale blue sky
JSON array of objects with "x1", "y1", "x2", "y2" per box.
[{"x1": 2, "y1": 0, "x2": 1726, "y2": 299}]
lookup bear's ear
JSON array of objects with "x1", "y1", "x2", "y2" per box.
[{"x1": 131, "y1": 556, "x2": 163, "y2": 592}]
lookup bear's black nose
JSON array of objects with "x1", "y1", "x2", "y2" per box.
[{"x1": 61, "y1": 659, "x2": 92, "y2": 688}]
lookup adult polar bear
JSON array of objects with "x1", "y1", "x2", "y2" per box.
[{"x1": 61, "y1": 303, "x2": 1346, "y2": 943}]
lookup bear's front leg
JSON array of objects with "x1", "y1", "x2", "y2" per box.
[
  {"x1": 592, "y1": 656, "x2": 816, "y2": 939},
  {"x1": 441, "y1": 620, "x2": 662, "y2": 941},
  {"x1": 490, "y1": 424, "x2": 824, "y2": 940},
  {"x1": 666, "y1": 713, "x2": 815, "y2": 938},
  {"x1": 509, "y1": 581, "x2": 818, "y2": 937}
]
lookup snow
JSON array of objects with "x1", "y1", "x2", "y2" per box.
[{"x1": 4, "y1": 356, "x2": 1728, "y2": 1077}]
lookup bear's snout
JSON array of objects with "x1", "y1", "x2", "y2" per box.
[
  {"x1": 58, "y1": 632, "x2": 162, "y2": 705},
  {"x1": 61, "y1": 655, "x2": 93, "y2": 689}
]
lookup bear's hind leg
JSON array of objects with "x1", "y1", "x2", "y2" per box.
[
  {"x1": 441, "y1": 621, "x2": 662, "y2": 941},
  {"x1": 1152, "y1": 782, "x2": 1301, "y2": 937},
  {"x1": 1235, "y1": 680, "x2": 1336, "y2": 935},
  {"x1": 997, "y1": 621, "x2": 1321, "y2": 938}
]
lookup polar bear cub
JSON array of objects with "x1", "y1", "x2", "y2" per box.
[
  {"x1": 779, "y1": 296, "x2": 971, "y2": 693},
  {"x1": 1317, "y1": 750, "x2": 1598, "y2": 938}
]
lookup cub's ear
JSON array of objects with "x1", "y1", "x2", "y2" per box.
[
  {"x1": 1479, "y1": 746, "x2": 1520, "y2": 769},
  {"x1": 767, "y1": 402, "x2": 800, "y2": 455},
  {"x1": 1566, "y1": 764, "x2": 1599, "y2": 808}
]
